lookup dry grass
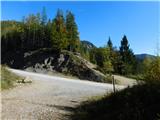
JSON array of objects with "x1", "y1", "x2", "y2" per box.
[{"x1": 1, "y1": 65, "x2": 22, "y2": 90}]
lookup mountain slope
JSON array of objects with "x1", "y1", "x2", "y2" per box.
[
  {"x1": 2, "y1": 48, "x2": 108, "y2": 82},
  {"x1": 81, "y1": 40, "x2": 96, "y2": 49},
  {"x1": 135, "y1": 54, "x2": 155, "y2": 60}
]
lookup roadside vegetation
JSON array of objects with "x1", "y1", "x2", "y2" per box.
[
  {"x1": 1, "y1": 65, "x2": 22, "y2": 90},
  {"x1": 70, "y1": 56, "x2": 160, "y2": 120},
  {"x1": 71, "y1": 82, "x2": 160, "y2": 120}
]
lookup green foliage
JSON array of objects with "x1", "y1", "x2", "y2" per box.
[
  {"x1": 110, "y1": 49, "x2": 122, "y2": 74},
  {"x1": 70, "y1": 82, "x2": 160, "y2": 120},
  {"x1": 90, "y1": 47, "x2": 113, "y2": 74},
  {"x1": 1, "y1": 8, "x2": 81, "y2": 55},
  {"x1": 119, "y1": 35, "x2": 136, "y2": 75},
  {"x1": 89, "y1": 48, "x2": 97, "y2": 64},
  {"x1": 66, "y1": 11, "x2": 80, "y2": 52},
  {"x1": 1, "y1": 65, "x2": 21, "y2": 90},
  {"x1": 142, "y1": 57, "x2": 153, "y2": 74},
  {"x1": 41, "y1": 7, "x2": 47, "y2": 25},
  {"x1": 1, "y1": 8, "x2": 52, "y2": 53},
  {"x1": 1, "y1": 21, "x2": 24, "y2": 52},
  {"x1": 145, "y1": 56, "x2": 160, "y2": 82},
  {"x1": 51, "y1": 9, "x2": 68, "y2": 52},
  {"x1": 107, "y1": 37, "x2": 113, "y2": 51},
  {"x1": 89, "y1": 36, "x2": 137, "y2": 75},
  {"x1": 103, "y1": 60, "x2": 114, "y2": 74}
]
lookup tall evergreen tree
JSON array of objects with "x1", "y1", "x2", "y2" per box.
[
  {"x1": 119, "y1": 35, "x2": 136, "y2": 75},
  {"x1": 51, "y1": 9, "x2": 67, "y2": 52},
  {"x1": 41, "y1": 7, "x2": 48, "y2": 47},
  {"x1": 41, "y1": 7, "x2": 47, "y2": 25},
  {"x1": 120, "y1": 35, "x2": 130, "y2": 63},
  {"x1": 66, "y1": 11, "x2": 80, "y2": 52},
  {"x1": 46, "y1": 19, "x2": 52, "y2": 47},
  {"x1": 107, "y1": 37, "x2": 113, "y2": 59},
  {"x1": 107, "y1": 37, "x2": 113, "y2": 50}
]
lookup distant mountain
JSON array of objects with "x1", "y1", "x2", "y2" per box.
[
  {"x1": 80, "y1": 40, "x2": 96, "y2": 51},
  {"x1": 135, "y1": 54, "x2": 156, "y2": 60}
]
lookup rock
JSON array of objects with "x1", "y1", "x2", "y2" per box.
[
  {"x1": 74, "y1": 52, "x2": 81, "y2": 56},
  {"x1": 17, "y1": 76, "x2": 32, "y2": 83},
  {"x1": 6, "y1": 49, "x2": 108, "y2": 82},
  {"x1": 44, "y1": 57, "x2": 54, "y2": 66},
  {"x1": 58, "y1": 54, "x2": 65, "y2": 67},
  {"x1": 24, "y1": 52, "x2": 31, "y2": 58},
  {"x1": 58, "y1": 54, "x2": 65, "y2": 63}
]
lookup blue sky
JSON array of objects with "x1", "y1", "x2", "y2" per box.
[{"x1": 1, "y1": 1, "x2": 160, "y2": 55}]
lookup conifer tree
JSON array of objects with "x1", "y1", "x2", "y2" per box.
[
  {"x1": 41, "y1": 7, "x2": 48, "y2": 47},
  {"x1": 66, "y1": 11, "x2": 80, "y2": 52},
  {"x1": 119, "y1": 35, "x2": 136, "y2": 75},
  {"x1": 41, "y1": 7, "x2": 47, "y2": 25},
  {"x1": 107, "y1": 37, "x2": 113, "y2": 50},
  {"x1": 51, "y1": 9, "x2": 67, "y2": 52}
]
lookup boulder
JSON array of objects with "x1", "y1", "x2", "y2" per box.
[{"x1": 17, "y1": 76, "x2": 32, "y2": 83}]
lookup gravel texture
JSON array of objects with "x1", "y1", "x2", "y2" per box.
[{"x1": 1, "y1": 69, "x2": 125, "y2": 120}]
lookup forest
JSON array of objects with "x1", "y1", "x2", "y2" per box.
[{"x1": 1, "y1": 8, "x2": 157, "y2": 78}]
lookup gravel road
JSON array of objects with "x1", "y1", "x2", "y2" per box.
[{"x1": 1, "y1": 69, "x2": 125, "y2": 120}]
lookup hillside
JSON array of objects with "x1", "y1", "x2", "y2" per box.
[
  {"x1": 2, "y1": 48, "x2": 108, "y2": 82},
  {"x1": 80, "y1": 40, "x2": 96, "y2": 51},
  {"x1": 135, "y1": 53, "x2": 155, "y2": 60}
]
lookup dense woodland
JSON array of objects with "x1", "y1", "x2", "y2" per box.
[{"x1": 1, "y1": 8, "x2": 156, "y2": 77}]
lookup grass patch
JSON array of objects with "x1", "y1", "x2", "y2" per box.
[
  {"x1": 1, "y1": 65, "x2": 22, "y2": 90},
  {"x1": 70, "y1": 82, "x2": 160, "y2": 120}
]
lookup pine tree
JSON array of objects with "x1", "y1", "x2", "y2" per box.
[
  {"x1": 107, "y1": 37, "x2": 113, "y2": 50},
  {"x1": 66, "y1": 11, "x2": 80, "y2": 52},
  {"x1": 119, "y1": 35, "x2": 136, "y2": 75},
  {"x1": 106, "y1": 37, "x2": 114, "y2": 73},
  {"x1": 120, "y1": 35, "x2": 130, "y2": 63},
  {"x1": 51, "y1": 9, "x2": 67, "y2": 52},
  {"x1": 46, "y1": 19, "x2": 52, "y2": 47},
  {"x1": 41, "y1": 7, "x2": 48, "y2": 47},
  {"x1": 106, "y1": 37, "x2": 114, "y2": 60},
  {"x1": 41, "y1": 7, "x2": 47, "y2": 25}
]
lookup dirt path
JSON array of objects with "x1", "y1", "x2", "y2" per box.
[{"x1": 1, "y1": 69, "x2": 124, "y2": 120}]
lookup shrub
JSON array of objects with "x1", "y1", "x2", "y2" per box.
[
  {"x1": 70, "y1": 82, "x2": 160, "y2": 120},
  {"x1": 144, "y1": 57, "x2": 160, "y2": 82}
]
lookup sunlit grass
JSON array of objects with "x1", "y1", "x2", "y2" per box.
[{"x1": 1, "y1": 65, "x2": 21, "y2": 90}]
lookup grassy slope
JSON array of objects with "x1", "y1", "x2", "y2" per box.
[
  {"x1": 1, "y1": 65, "x2": 21, "y2": 90},
  {"x1": 71, "y1": 83, "x2": 160, "y2": 120}
]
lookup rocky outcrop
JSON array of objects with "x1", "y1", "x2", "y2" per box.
[{"x1": 2, "y1": 49, "x2": 108, "y2": 82}]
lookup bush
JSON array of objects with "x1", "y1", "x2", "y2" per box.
[
  {"x1": 70, "y1": 82, "x2": 160, "y2": 120},
  {"x1": 145, "y1": 57, "x2": 160, "y2": 82}
]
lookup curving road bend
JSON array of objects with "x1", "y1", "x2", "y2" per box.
[{"x1": 1, "y1": 69, "x2": 125, "y2": 120}]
